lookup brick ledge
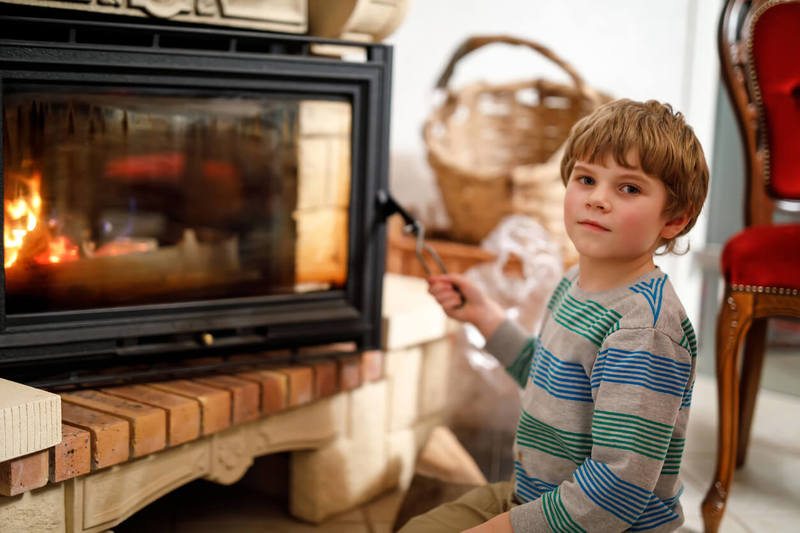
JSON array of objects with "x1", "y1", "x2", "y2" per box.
[
  {"x1": 0, "y1": 352, "x2": 384, "y2": 533},
  {"x1": 0, "y1": 349, "x2": 382, "y2": 496}
]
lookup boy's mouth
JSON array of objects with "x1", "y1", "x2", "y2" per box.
[{"x1": 578, "y1": 219, "x2": 611, "y2": 232}]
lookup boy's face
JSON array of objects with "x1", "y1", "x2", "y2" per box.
[{"x1": 563, "y1": 151, "x2": 686, "y2": 265}]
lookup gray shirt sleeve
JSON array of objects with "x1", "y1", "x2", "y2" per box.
[{"x1": 483, "y1": 318, "x2": 531, "y2": 368}]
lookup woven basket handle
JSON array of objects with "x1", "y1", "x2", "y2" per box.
[{"x1": 435, "y1": 35, "x2": 589, "y2": 96}]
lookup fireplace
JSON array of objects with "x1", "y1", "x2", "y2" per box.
[{"x1": 0, "y1": 5, "x2": 393, "y2": 389}]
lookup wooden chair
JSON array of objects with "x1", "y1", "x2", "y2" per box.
[{"x1": 702, "y1": 1, "x2": 800, "y2": 532}]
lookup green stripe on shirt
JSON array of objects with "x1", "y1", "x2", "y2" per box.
[
  {"x1": 547, "y1": 278, "x2": 573, "y2": 312},
  {"x1": 517, "y1": 410, "x2": 592, "y2": 465},
  {"x1": 553, "y1": 295, "x2": 622, "y2": 346},
  {"x1": 506, "y1": 338, "x2": 537, "y2": 388},
  {"x1": 680, "y1": 318, "x2": 698, "y2": 359},
  {"x1": 661, "y1": 437, "x2": 686, "y2": 474},
  {"x1": 543, "y1": 487, "x2": 587, "y2": 533},
  {"x1": 592, "y1": 410, "x2": 674, "y2": 461}
]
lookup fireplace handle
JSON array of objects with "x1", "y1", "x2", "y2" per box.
[
  {"x1": 376, "y1": 189, "x2": 416, "y2": 229},
  {"x1": 376, "y1": 190, "x2": 466, "y2": 308}
]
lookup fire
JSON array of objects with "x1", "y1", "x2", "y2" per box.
[
  {"x1": 34, "y1": 236, "x2": 79, "y2": 265},
  {"x1": 4, "y1": 171, "x2": 42, "y2": 268},
  {"x1": 4, "y1": 170, "x2": 79, "y2": 268}
]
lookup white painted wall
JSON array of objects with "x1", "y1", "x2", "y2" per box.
[{"x1": 384, "y1": 0, "x2": 722, "y2": 327}]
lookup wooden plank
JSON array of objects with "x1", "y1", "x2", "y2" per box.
[
  {"x1": 49, "y1": 423, "x2": 91, "y2": 483},
  {"x1": 193, "y1": 375, "x2": 260, "y2": 424},
  {"x1": 147, "y1": 381, "x2": 230, "y2": 435},
  {"x1": 101, "y1": 385, "x2": 200, "y2": 447},
  {"x1": 61, "y1": 390, "x2": 166, "y2": 458},
  {"x1": 60, "y1": 402, "x2": 129, "y2": 470}
]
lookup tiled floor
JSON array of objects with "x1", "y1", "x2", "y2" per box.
[
  {"x1": 677, "y1": 375, "x2": 800, "y2": 533},
  {"x1": 115, "y1": 374, "x2": 800, "y2": 532}
]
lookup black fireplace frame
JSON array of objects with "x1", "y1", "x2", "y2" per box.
[{"x1": 0, "y1": 6, "x2": 392, "y2": 388}]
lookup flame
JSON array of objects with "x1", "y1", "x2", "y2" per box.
[
  {"x1": 34, "y1": 235, "x2": 79, "y2": 265},
  {"x1": 4, "y1": 170, "x2": 80, "y2": 267},
  {"x1": 4, "y1": 171, "x2": 42, "y2": 268}
]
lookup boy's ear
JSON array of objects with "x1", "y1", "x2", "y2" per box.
[{"x1": 660, "y1": 211, "x2": 691, "y2": 239}]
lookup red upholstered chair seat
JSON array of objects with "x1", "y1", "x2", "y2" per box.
[{"x1": 721, "y1": 224, "x2": 800, "y2": 290}]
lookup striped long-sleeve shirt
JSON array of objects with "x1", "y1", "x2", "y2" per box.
[{"x1": 485, "y1": 266, "x2": 696, "y2": 532}]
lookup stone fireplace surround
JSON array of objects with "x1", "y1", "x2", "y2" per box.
[{"x1": 0, "y1": 273, "x2": 453, "y2": 532}]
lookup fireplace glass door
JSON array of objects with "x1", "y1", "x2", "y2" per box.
[{"x1": 3, "y1": 86, "x2": 352, "y2": 314}]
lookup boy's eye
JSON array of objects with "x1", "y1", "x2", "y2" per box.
[
  {"x1": 577, "y1": 175, "x2": 594, "y2": 185},
  {"x1": 620, "y1": 184, "x2": 640, "y2": 194}
]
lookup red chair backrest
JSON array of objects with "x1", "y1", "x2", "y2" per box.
[
  {"x1": 719, "y1": 0, "x2": 800, "y2": 225},
  {"x1": 750, "y1": 1, "x2": 800, "y2": 200}
]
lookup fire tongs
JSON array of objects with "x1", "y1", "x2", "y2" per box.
[{"x1": 377, "y1": 190, "x2": 466, "y2": 308}]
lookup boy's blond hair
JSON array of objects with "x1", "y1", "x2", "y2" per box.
[{"x1": 560, "y1": 99, "x2": 709, "y2": 254}]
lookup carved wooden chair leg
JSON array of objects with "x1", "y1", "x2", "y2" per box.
[
  {"x1": 702, "y1": 291, "x2": 752, "y2": 533},
  {"x1": 736, "y1": 318, "x2": 767, "y2": 468}
]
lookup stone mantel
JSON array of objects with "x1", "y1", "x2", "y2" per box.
[
  {"x1": 1, "y1": 0, "x2": 309, "y2": 33},
  {"x1": 0, "y1": 0, "x2": 412, "y2": 42}
]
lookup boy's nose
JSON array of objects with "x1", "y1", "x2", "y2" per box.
[{"x1": 586, "y1": 188, "x2": 611, "y2": 211}]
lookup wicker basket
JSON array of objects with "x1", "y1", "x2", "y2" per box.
[{"x1": 424, "y1": 35, "x2": 608, "y2": 245}]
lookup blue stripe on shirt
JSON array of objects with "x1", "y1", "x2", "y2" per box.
[
  {"x1": 574, "y1": 459, "x2": 650, "y2": 524},
  {"x1": 628, "y1": 489, "x2": 682, "y2": 530},
  {"x1": 513, "y1": 460, "x2": 558, "y2": 503},
  {"x1": 530, "y1": 344, "x2": 593, "y2": 402},
  {"x1": 592, "y1": 348, "x2": 691, "y2": 397}
]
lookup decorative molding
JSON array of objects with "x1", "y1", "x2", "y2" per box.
[
  {"x1": 308, "y1": 0, "x2": 410, "y2": 42},
  {"x1": 1, "y1": 0, "x2": 308, "y2": 33},
  {"x1": 206, "y1": 425, "x2": 253, "y2": 485},
  {"x1": 220, "y1": 0, "x2": 305, "y2": 23},
  {"x1": 70, "y1": 443, "x2": 210, "y2": 532},
  {"x1": 128, "y1": 0, "x2": 191, "y2": 19},
  {"x1": 250, "y1": 394, "x2": 346, "y2": 457}
]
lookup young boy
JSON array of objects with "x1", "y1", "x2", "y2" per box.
[{"x1": 407, "y1": 99, "x2": 709, "y2": 533}]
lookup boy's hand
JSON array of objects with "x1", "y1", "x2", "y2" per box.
[
  {"x1": 461, "y1": 511, "x2": 513, "y2": 533},
  {"x1": 428, "y1": 273, "x2": 506, "y2": 340}
]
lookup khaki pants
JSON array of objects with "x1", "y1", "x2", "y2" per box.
[{"x1": 397, "y1": 481, "x2": 518, "y2": 533}]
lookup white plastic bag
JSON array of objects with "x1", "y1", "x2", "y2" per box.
[{"x1": 457, "y1": 214, "x2": 563, "y2": 385}]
